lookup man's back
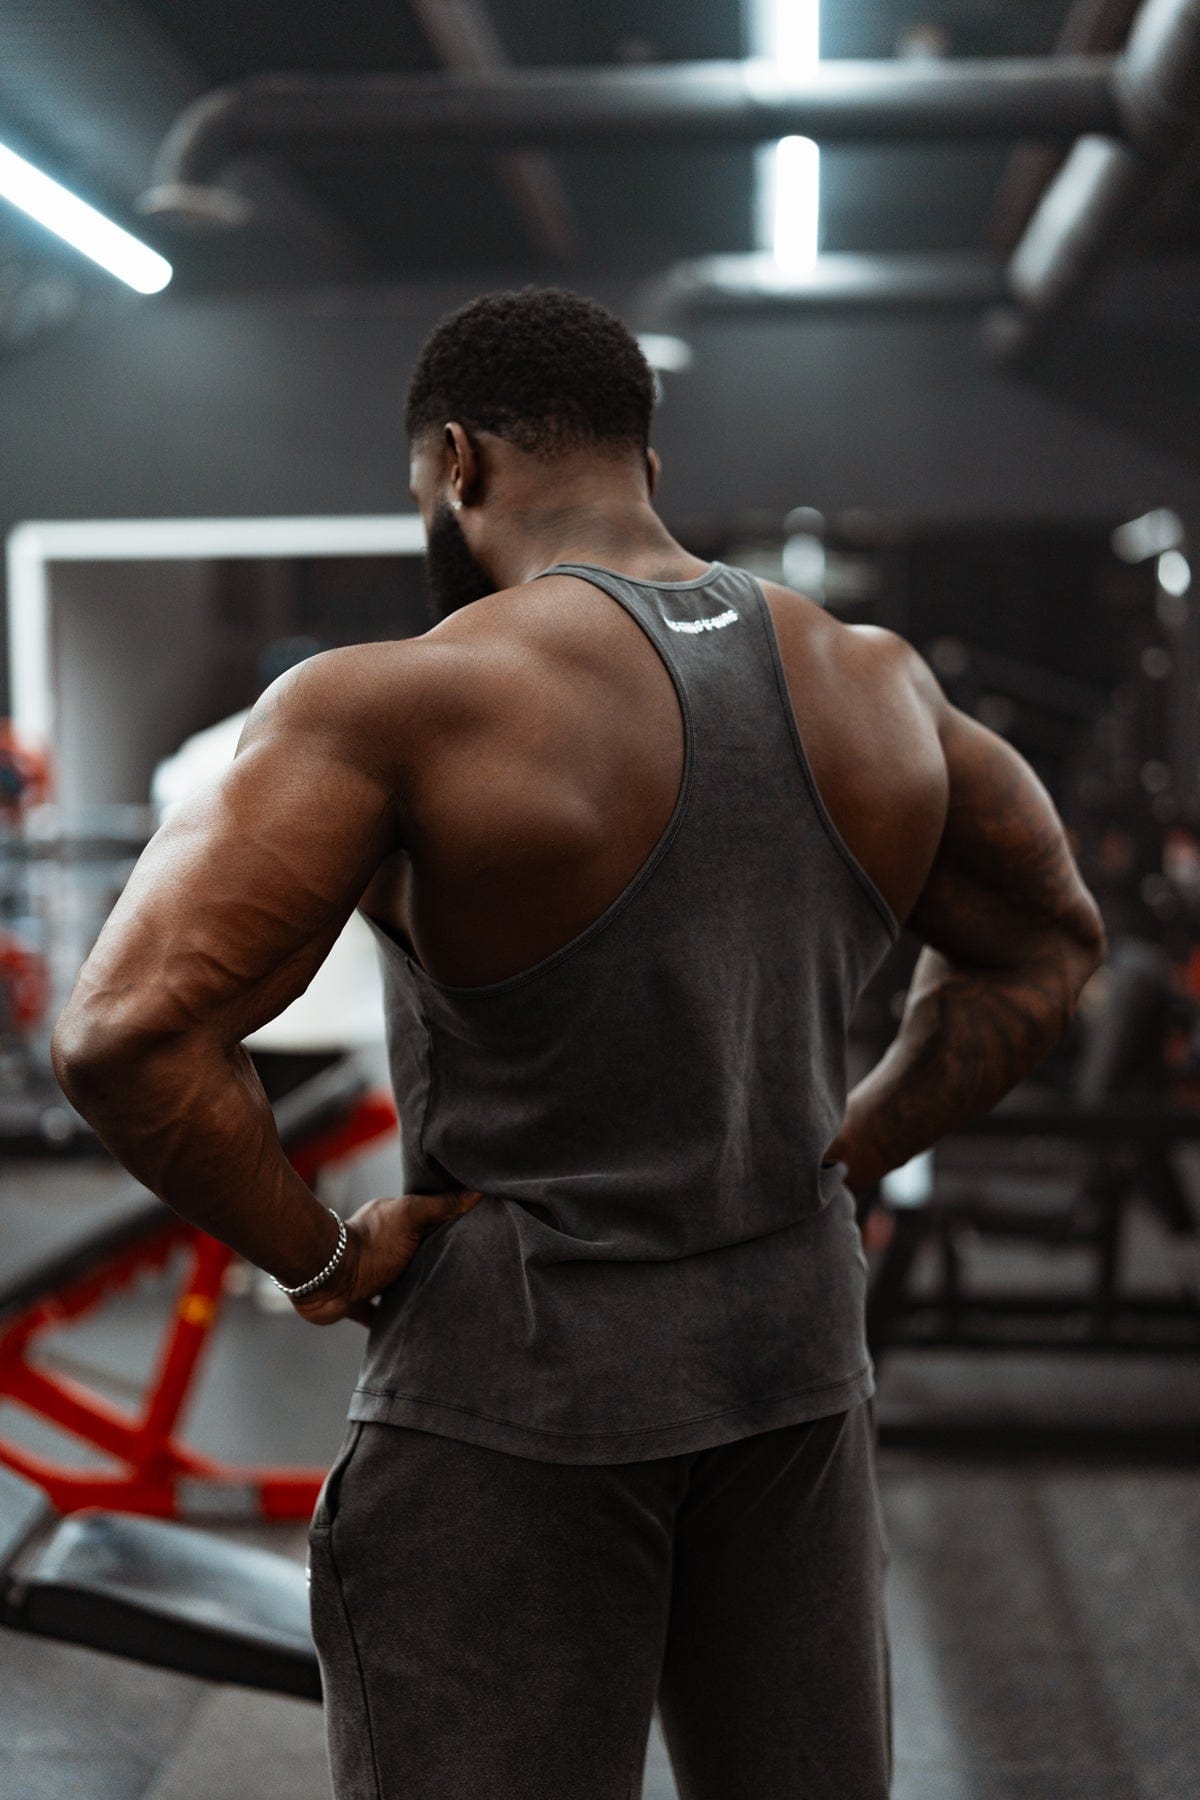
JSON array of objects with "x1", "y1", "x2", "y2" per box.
[
  {"x1": 348, "y1": 556, "x2": 903, "y2": 1462},
  {"x1": 354, "y1": 558, "x2": 948, "y2": 988}
]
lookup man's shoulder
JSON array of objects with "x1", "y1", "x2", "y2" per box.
[
  {"x1": 251, "y1": 627, "x2": 530, "y2": 778},
  {"x1": 754, "y1": 581, "x2": 950, "y2": 922},
  {"x1": 755, "y1": 579, "x2": 942, "y2": 718},
  {"x1": 257, "y1": 636, "x2": 462, "y2": 720}
]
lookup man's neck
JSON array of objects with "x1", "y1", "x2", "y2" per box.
[{"x1": 491, "y1": 502, "x2": 700, "y2": 592}]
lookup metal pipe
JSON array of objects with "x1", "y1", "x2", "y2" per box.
[
  {"x1": 988, "y1": 0, "x2": 1200, "y2": 360},
  {"x1": 638, "y1": 253, "x2": 1007, "y2": 321},
  {"x1": 138, "y1": 58, "x2": 1122, "y2": 221},
  {"x1": 1118, "y1": 0, "x2": 1200, "y2": 144},
  {"x1": 987, "y1": 0, "x2": 1143, "y2": 255}
]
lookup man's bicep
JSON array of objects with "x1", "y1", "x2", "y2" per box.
[
  {"x1": 60, "y1": 693, "x2": 400, "y2": 1057},
  {"x1": 907, "y1": 700, "x2": 1101, "y2": 971}
]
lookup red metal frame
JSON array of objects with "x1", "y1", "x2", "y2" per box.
[{"x1": 0, "y1": 1090, "x2": 397, "y2": 1519}]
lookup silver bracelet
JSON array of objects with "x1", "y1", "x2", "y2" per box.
[{"x1": 270, "y1": 1208, "x2": 348, "y2": 1298}]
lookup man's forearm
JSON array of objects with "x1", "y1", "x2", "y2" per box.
[
  {"x1": 832, "y1": 941, "x2": 1097, "y2": 1190},
  {"x1": 52, "y1": 1028, "x2": 339, "y2": 1289}
]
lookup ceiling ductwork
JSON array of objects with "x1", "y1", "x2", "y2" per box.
[
  {"x1": 124, "y1": 0, "x2": 1200, "y2": 352},
  {"x1": 988, "y1": 0, "x2": 1145, "y2": 256},
  {"x1": 138, "y1": 57, "x2": 1123, "y2": 225},
  {"x1": 986, "y1": 0, "x2": 1200, "y2": 361}
]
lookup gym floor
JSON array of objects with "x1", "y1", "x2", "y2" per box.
[{"x1": 2, "y1": 1156, "x2": 1198, "y2": 1800}]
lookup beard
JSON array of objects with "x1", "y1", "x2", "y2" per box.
[{"x1": 423, "y1": 500, "x2": 496, "y2": 625}]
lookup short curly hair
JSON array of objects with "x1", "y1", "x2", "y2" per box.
[{"x1": 405, "y1": 287, "x2": 656, "y2": 460}]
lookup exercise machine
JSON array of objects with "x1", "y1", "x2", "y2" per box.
[
  {"x1": 866, "y1": 937, "x2": 1200, "y2": 1450},
  {"x1": 0, "y1": 1056, "x2": 396, "y2": 1518}
]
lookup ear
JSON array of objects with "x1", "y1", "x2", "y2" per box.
[
  {"x1": 646, "y1": 447, "x2": 661, "y2": 498},
  {"x1": 444, "y1": 422, "x2": 482, "y2": 507}
]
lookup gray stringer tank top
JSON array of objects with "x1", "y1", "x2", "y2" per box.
[{"x1": 349, "y1": 561, "x2": 900, "y2": 1464}]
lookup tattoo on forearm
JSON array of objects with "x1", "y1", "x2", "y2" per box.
[{"x1": 850, "y1": 956, "x2": 1073, "y2": 1181}]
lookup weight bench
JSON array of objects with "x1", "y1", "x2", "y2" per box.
[
  {"x1": 0, "y1": 1055, "x2": 397, "y2": 1519},
  {"x1": 0, "y1": 1459, "x2": 319, "y2": 1699}
]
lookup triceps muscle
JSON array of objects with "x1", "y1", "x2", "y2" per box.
[{"x1": 838, "y1": 699, "x2": 1104, "y2": 1184}]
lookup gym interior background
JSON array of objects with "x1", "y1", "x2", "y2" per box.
[{"x1": 1, "y1": 1, "x2": 1199, "y2": 1796}]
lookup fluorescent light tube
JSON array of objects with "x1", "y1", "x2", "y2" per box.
[
  {"x1": 0, "y1": 142, "x2": 172, "y2": 294},
  {"x1": 752, "y1": 0, "x2": 822, "y2": 274}
]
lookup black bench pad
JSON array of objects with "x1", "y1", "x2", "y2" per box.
[{"x1": 11, "y1": 1510, "x2": 320, "y2": 1700}]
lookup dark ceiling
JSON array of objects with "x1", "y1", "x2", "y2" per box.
[
  {"x1": 0, "y1": 0, "x2": 1197, "y2": 325},
  {"x1": 130, "y1": 0, "x2": 756, "y2": 278},
  {"x1": 130, "y1": 0, "x2": 1087, "y2": 277}
]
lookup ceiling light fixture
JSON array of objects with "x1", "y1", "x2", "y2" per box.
[
  {"x1": 751, "y1": 0, "x2": 822, "y2": 275},
  {"x1": 1157, "y1": 550, "x2": 1192, "y2": 597},
  {"x1": 637, "y1": 333, "x2": 694, "y2": 372},
  {"x1": 0, "y1": 142, "x2": 172, "y2": 295}
]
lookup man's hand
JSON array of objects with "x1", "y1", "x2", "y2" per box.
[{"x1": 291, "y1": 1187, "x2": 485, "y2": 1327}]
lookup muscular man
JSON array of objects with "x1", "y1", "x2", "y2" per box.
[{"x1": 51, "y1": 288, "x2": 1105, "y2": 1800}]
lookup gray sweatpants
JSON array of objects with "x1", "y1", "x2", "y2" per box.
[{"x1": 306, "y1": 1399, "x2": 893, "y2": 1799}]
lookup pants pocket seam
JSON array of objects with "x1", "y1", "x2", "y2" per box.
[
  {"x1": 309, "y1": 1525, "x2": 385, "y2": 1800},
  {"x1": 328, "y1": 1529, "x2": 385, "y2": 1800}
]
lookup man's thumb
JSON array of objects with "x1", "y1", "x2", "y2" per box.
[{"x1": 406, "y1": 1187, "x2": 483, "y2": 1231}]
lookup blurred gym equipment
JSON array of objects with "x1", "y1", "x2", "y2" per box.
[
  {"x1": 0, "y1": 804, "x2": 152, "y2": 1154},
  {"x1": 0, "y1": 1056, "x2": 396, "y2": 1518},
  {"x1": 868, "y1": 938, "x2": 1200, "y2": 1413}
]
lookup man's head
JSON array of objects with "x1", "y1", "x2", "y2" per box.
[{"x1": 405, "y1": 287, "x2": 659, "y2": 622}]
